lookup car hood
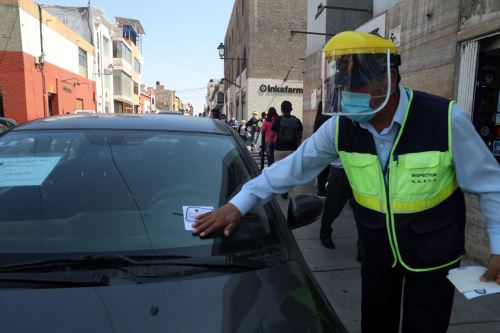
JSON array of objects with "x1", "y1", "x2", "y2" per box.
[{"x1": 0, "y1": 261, "x2": 344, "y2": 333}]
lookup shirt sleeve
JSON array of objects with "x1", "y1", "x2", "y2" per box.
[
  {"x1": 230, "y1": 116, "x2": 339, "y2": 215},
  {"x1": 451, "y1": 104, "x2": 500, "y2": 255}
]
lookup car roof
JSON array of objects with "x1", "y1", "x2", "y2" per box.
[
  {"x1": 157, "y1": 110, "x2": 181, "y2": 114},
  {"x1": 11, "y1": 114, "x2": 233, "y2": 135},
  {"x1": 0, "y1": 117, "x2": 17, "y2": 126}
]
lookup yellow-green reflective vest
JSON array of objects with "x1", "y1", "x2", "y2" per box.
[{"x1": 336, "y1": 89, "x2": 465, "y2": 272}]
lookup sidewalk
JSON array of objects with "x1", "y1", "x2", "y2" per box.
[{"x1": 276, "y1": 182, "x2": 500, "y2": 333}]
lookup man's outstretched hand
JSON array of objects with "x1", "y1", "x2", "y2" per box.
[
  {"x1": 192, "y1": 203, "x2": 242, "y2": 237},
  {"x1": 480, "y1": 254, "x2": 500, "y2": 285}
]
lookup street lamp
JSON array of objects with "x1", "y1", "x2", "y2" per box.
[
  {"x1": 217, "y1": 42, "x2": 247, "y2": 121},
  {"x1": 315, "y1": 2, "x2": 372, "y2": 20},
  {"x1": 217, "y1": 42, "x2": 225, "y2": 59},
  {"x1": 217, "y1": 42, "x2": 246, "y2": 61}
]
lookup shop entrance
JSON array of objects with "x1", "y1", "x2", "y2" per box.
[{"x1": 472, "y1": 35, "x2": 500, "y2": 162}]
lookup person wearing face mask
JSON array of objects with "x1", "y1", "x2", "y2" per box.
[{"x1": 191, "y1": 31, "x2": 500, "y2": 333}]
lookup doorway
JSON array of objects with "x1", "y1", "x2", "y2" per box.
[
  {"x1": 48, "y1": 93, "x2": 58, "y2": 116},
  {"x1": 76, "y1": 98, "x2": 84, "y2": 111},
  {"x1": 472, "y1": 34, "x2": 500, "y2": 162}
]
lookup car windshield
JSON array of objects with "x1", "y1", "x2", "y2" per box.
[{"x1": 0, "y1": 129, "x2": 282, "y2": 260}]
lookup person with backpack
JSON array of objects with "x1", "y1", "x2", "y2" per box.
[
  {"x1": 246, "y1": 111, "x2": 261, "y2": 151},
  {"x1": 237, "y1": 120, "x2": 248, "y2": 144},
  {"x1": 267, "y1": 100, "x2": 303, "y2": 198}
]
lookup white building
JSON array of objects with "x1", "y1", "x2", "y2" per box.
[{"x1": 45, "y1": 6, "x2": 115, "y2": 113}]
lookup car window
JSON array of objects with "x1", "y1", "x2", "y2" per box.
[{"x1": 0, "y1": 130, "x2": 281, "y2": 257}]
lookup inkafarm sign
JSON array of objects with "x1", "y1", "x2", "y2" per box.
[{"x1": 259, "y1": 85, "x2": 303, "y2": 94}]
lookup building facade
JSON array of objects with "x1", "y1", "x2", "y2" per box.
[
  {"x1": 303, "y1": 0, "x2": 372, "y2": 136},
  {"x1": 44, "y1": 6, "x2": 115, "y2": 114},
  {"x1": 153, "y1": 82, "x2": 179, "y2": 111},
  {"x1": 139, "y1": 85, "x2": 155, "y2": 113},
  {"x1": 206, "y1": 79, "x2": 225, "y2": 113},
  {"x1": 112, "y1": 17, "x2": 145, "y2": 113},
  {"x1": 306, "y1": 0, "x2": 500, "y2": 264},
  {"x1": 0, "y1": 0, "x2": 96, "y2": 123},
  {"x1": 222, "y1": 0, "x2": 307, "y2": 123}
]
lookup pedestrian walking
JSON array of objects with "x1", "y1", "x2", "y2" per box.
[
  {"x1": 191, "y1": 31, "x2": 500, "y2": 333},
  {"x1": 260, "y1": 107, "x2": 278, "y2": 166},
  {"x1": 313, "y1": 101, "x2": 330, "y2": 198},
  {"x1": 246, "y1": 111, "x2": 260, "y2": 151},
  {"x1": 228, "y1": 117, "x2": 239, "y2": 130},
  {"x1": 318, "y1": 160, "x2": 355, "y2": 251},
  {"x1": 237, "y1": 120, "x2": 247, "y2": 143},
  {"x1": 267, "y1": 100, "x2": 303, "y2": 198},
  {"x1": 313, "y1": 102, "x2": 359, "y2": 255}
]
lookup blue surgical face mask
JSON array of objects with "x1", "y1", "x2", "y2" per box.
[{"x1": 340, "y1": 90, "x2": 376, "y2": 123}]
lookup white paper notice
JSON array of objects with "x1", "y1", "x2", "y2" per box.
[
  {"x1": 0, "y1": 157, "x2": 61, "y2": 187},
  {"x1": 447, "y1": 266, "x2": 500, "y2": 298},
  {"x1": 463, "y1": 287, "x2": 500, "y2": 300},
  {"x1": 182, "y1": 206, "x2": 214, "y2": 231}
]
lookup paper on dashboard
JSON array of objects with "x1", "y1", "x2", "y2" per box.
[{"x1": 0, "y1": 157, "x2": 61, "y2": 187}]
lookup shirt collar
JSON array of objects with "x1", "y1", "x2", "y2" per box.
[{"x1": 358, "y1": 85, "x2": 409, "y2": 134}]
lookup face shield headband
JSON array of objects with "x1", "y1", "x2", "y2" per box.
[{"x1": 321, "y1": 49, "x2": 393, "y2": 119}]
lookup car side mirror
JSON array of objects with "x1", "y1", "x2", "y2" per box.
[{"x1": 287, "y1": 195, "x2": 323, "y2": 229}]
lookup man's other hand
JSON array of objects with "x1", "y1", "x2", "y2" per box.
[{"x1": 480, "y1": 255, "x2": 500, "y2": 285}]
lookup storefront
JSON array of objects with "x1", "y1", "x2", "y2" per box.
[{"x1": 471, "y1": 35, "x2": 500, "y2": 162}]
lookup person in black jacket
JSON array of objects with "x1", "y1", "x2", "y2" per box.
[
  {"x1": 268, "y1": 101, "x2": 303, "y2": 199},
  {"x1": 313, "y1": 101, "x2": 330, "y2": 198}
]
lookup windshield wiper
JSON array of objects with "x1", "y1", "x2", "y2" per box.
[
  {"x1": 0, "y1": 252, "x2": 281, "y2": 275},
  {"x1": 0, "y1": 271, "x2": 111, "y2": 286},
  {"x1": 148, "y1": 255, "x2": 273, "y2": 269},
  {"x1": 0, "y1": 254, "x2": 191, "y2": 273}
]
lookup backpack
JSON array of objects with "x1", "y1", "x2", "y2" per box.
[
  {"x1": 238, "y1": 125, "x2": 246, "y2": 136},
  {"x1": 278, "y1": 116, "x2": 300, "y2": 145}
]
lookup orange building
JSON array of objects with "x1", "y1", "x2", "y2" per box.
[{"x1": 0, "y1": 0, "x2": 96, "y2": 124}]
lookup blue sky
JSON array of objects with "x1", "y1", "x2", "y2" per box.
[{"x1": 44, "y1": 0, "x2": 234, "y2": 113}]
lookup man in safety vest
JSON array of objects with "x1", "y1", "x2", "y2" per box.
[{"x1": 192, "y1": 31, "x2": 500, "y2": 332}]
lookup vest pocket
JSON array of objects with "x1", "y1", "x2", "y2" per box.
[
  {"x1": 346, "y1": 153, "x2": 380, "y2": 197},
  {"x1": 404, "y1": 199, "x2": 466, "y2": 268},
  {"x1": 395, "y1": 152, "x2": 444, "y2": 196}
]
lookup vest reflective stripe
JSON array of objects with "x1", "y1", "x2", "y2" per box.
[
  {"x1": 337, "y1": 88, "x2": 463, "y2": 272},
  {"x1": 392, "y1": 179, "x2": 458, "y2": 213},
  {"x1": 352, "y1": 191, "x2": 387, "y2": 212}
]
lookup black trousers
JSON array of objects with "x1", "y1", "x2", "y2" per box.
[
  {"x1": 317, "y1": 166, "x2": 330, "y2": 193},
  {"x1": 361, "y1": 261, "x2": 459, "y2": 333},
  {"x1": 320, "y1": 167, "x2": 352, "y2": 233}
]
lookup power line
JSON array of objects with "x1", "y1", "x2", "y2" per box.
[{"x1": 175, "y1": 87, "x2": 206, "y2": 93}]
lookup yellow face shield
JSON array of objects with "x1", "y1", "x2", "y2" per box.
[{"x1": 321, "y1": 32, "x2": 397, "y2": 121}]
